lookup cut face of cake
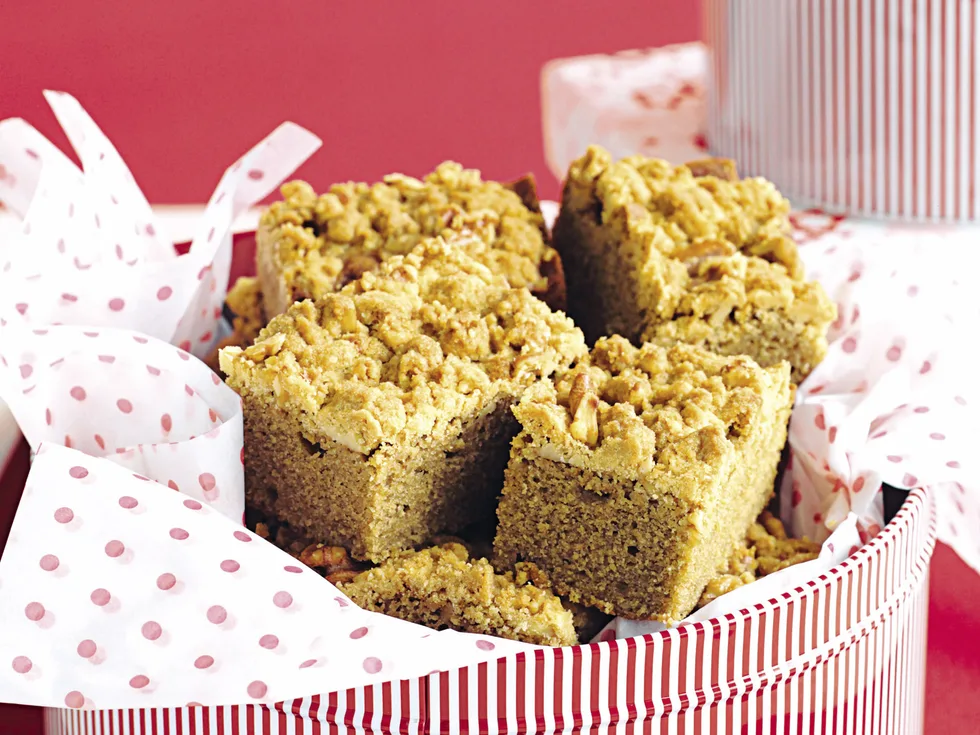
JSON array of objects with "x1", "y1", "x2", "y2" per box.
[
  {"x1": 493, "y1": 336, "x2": 793, "y2": 623},
  {"x1": 221, "y1": 236, "x2": 587, "y2": 562},
  {"x1": 257, "y1": 162, "x2": 566, "y2": 321},
  {"x1": 554, "y1": 145, "x2": 835, "y2": 382},
  {"x1": 339, "y1": 543, "x2": 578, "y2": 647}
]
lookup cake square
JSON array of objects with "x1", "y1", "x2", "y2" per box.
[
  {"x1": 554, "y1": 145, "x2": 835, "y2": 382},
  {"x1": 493, "y1": 335, "x2": 793, "y2": 623},
  {"x1": 257, "y1": 162, "x2": 566, "y2": 320},
  {"x1": 338, "y1": 543, "x2": 578, "y2": 647},
  {"x1": 221, "y1": 237, "x2": 586, "y2": 562}
]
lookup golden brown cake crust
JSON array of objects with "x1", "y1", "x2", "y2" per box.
[
  {"x1": 223, "y1": 236, "x2": 586, "y2": 456},
  {"x1": 512, "y1": 335, "x2": 789, "y2": 491},
  {"x1": 554, "y1": 145, "x2": 835, "y2": 382},
  {"x1": 495, "y1": 337, "x2": 793, "y2": 622},
  {"x1": 257, "y1": 162, "x2": 565, "y2": 318},
  {"x1": 339, "y1": 543, "x2": 578, "y2": 647},
  {"x1": 222, "y1": 237, "x2": 586, "y2": 562}
]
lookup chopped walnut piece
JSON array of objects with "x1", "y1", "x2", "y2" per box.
[
  {"x1": 674, "y1": 240, "x2": 738, "y2": 276},
  {"x1": 326, "y1": 569, "x2": 362, "y2": 586},
  {"x1": 685, "y1": 158, "x2": 739, "y2": 181}
]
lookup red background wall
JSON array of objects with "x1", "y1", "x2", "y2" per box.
[
  {"x1": 1, "y1": 1, "x2": 697, "y2": 205},
  {"x1": 1, "y1": 2, "x2": 977, "y2": 733}
]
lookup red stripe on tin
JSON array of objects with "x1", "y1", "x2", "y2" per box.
[
  {"x1": 496, "y1": 656, "x2": 508, "y2": 729},
  {"x1": 476, "y1": 661, "x2": 488, "y2": 732},
  {"x1": 552, "y1": 647, "x2": 565, "y2": 733}
]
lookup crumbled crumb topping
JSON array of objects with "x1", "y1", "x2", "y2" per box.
[
  {"x1": 339, "y1": 543, "x2": 578, "y2": 647},
  {"x1": 513, "y1": 336, "x2": 790, "y2": 481},
  {"x1": 565, "y1": 146, "x2": 834, "y2": 327},
  {"x1": 260, "y1": 161, "x2": 554, "y2": 301},
  {"x1": 221, "y1": 237, "x2": 586, "y2": 454}
]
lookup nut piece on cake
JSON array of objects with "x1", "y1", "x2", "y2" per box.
[
  {"x1": 493, "y1": 335, "x2": 794, "y2": 623},
  {"x1": 256, "y1": 162, "x2": 566, "y2": 320},
  {"x1": 221, "y1": 236, "x2": 587, "y2": 562},
  {"x1": 553, "y1": 145, "x2": 835, "y2": 382},
  {"x1": 205, "y1": 276, "x2": 267, "y2": 373},
  {"x1": 339, "y1": 543, "x2": 578, "y2": 647}
]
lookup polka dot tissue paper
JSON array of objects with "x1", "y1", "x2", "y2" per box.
[{"x1": 0, "y1": 93, "x2": 529, "y2": 710}]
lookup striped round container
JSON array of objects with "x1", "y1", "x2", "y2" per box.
[
  {"x1": 42, "y1": 488, "x2": 935, "y2": 734},
  {"x1": 703, "y1": 0, "x2": 980, "y2": 221}
]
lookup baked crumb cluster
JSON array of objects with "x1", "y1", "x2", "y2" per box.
[
  {"x1": 555, "y1": 145, "x2": 835, "y2": 381},
  {"x1": 513, "y1": 336, "x2": 784, "y2": 481},
  {"x1": 257, "y1": 162, "x2": 564, "y2": 317},
  {"x1": 697, "y1": 512, "x2": 821, "y2": 608},
  {"x1": 338, "y1": 543, "x2": 578, "y2": 648},
  {"x1": 224, "y1": 237, "x2": 585, "y2": 455}
]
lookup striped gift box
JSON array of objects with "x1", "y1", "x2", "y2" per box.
[
  {"x1": 703, "y1": 0, "x2": 980, "y2": 221},
  {"x1": 42, "y1": 487, "x2": 935, "y2": 734}
]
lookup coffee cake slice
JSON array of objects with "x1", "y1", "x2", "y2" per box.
[
  {"x1": 554, "y1": 145, "x2": 834, "y2": 382},
  {"x1": 339, "y1": 543, "x2": 577, "y2": 647},
  {"x1": 493, "y1": 336, "x2": 793, "y2": 623},
  {"x1": 257, "y1": 162, "x2": 565, "y2": 319},
  {"x1": 221, "y1": 236, "x2": 586, "y2": 562}
]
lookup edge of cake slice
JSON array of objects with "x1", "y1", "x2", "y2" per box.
[
  {"x1": 553, "y1": 145, "x2": 835, "y2": 382},
  {"x1": 494, "y1": 336, "x2": 793, "y2": 623}
]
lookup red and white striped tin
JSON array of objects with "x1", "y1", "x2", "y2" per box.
[
  {"x1": 42, "y1": 487, "x2": 935, "y2": 734},
  {"x1": 703, "y1": 0, "x2": 980, "y2": 222}
]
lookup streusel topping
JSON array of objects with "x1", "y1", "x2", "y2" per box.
[
  {"x1": 513, "y1": 336, "x2": 790, "y2": 482},
  {"x1": 222, "y1": 237, "x2": 586, "y2": 454},
  {"x1": 260, "y1": 162, "x2": 553, "y2": 301},
  {"x1": 572, "y1": 145, "x2": 800, "y2": 276}
]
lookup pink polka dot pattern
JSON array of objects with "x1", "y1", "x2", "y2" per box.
[
  {"x1": 77, "y1": 640, "x2": 97, "y2": 658},
  {"x1": 194, "y1": 655, "x2": 214, "y2": 669},
  {"x1": 39, "y1": 554, "x2": 60, "y2": 571},
  {"x1": 299, "y1": 659, "x2": 317, "y2": 669},
  {"x1": 141, "y1": 621, "x2": 162, "y2": 641},
  {"x1": 54, "y1": 507, "x2": 74, "y2": 523},
  {"x1": 64, "y1": 691, "x2": 85, "y2": 709},
  {"x1": 259, "y1": 635, "x2": 279, "y2": 650},
  {"x1": 183, "y1": 499, "x2": 202, "y2": 511},
  {"x1": 207, "y1": 605, "x2": 228, "y2": 624},
  {"x1": 476, "y1": 640, "x2": 496, "y2": 651},
  {"x1": 233, "y1": 531, "x2": 251, "y2": 543},
  {"x1": 68, "y1": 466, "x2": 88, "y2": 479},
  {"x1": 156, "y1": 573, "x2": 177, "y2": 591},
  {"x1": 129, "y1": 675, "x2": 150, "y2": 689},
  {"x1": 273, "y1": 591, "x2": 293, "y2": 609},
  {"x1": 362, "y1": 657, "x2": 383, "y2": 674},
  {"x1": 118, "y1": 496, "x2": 138, "y2": 509},
  {"x1": 247, "y1": 680, "x2": 268, "y2": 699},
  {"x1": 24, "y1": 602, "x2": 45, "y2": 621},
  {"x1": 12, "y1": 656, "x2": 33, "y2": 674},
  {"x1": 169, "y1": 528, "x2": 189, "y2": 541},
  {"x1": 220, "y1": 560, "x2": 240, "y2": 573},
  {"x1": 349, "y1": 626, "x2": 368, "y2": 640},
  {"x1": 104, "y1": 540, "x2": 125, "y2": 558},
  {"x1": 90, "y1": 589, "x2": 111, "y2": 606}
]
